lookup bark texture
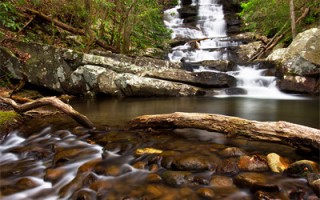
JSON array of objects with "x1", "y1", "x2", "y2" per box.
[
  {"x1": 0, "y1": 97, "x2": 95, "y2": 129},
  {"x1": 129, "y1": 112, "x2": 320, "y2": 150}
]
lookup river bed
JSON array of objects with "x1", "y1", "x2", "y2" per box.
[{"x1": 1, "y1": 96, "x2": 319, "y2": 200}]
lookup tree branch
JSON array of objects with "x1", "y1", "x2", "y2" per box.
[
  {"x1": 0, "y1": 96, "x2": 95, "y2": 129},
  {"x1": 129, "y1": 112, "x2": 320, "y2": 151}
]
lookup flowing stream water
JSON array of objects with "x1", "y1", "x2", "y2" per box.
[{"x1": 0, "y1": 0, "x2": 319, "y2": 199}]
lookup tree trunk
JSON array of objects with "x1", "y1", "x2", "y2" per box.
[
  {"x1": 129, "y1": 112, "x2": 320, "y2": 151},
  {"x1": 290, "y1": 0, "x2": 296, "y2": 38}
]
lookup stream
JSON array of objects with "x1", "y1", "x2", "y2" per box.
[{"x1": 1, "y1": 0, "x2": 320, "y2": 199}]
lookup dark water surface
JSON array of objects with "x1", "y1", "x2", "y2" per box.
[
  {"x1": 1, "y1": 96, "x2": 319, "y2": 200},
  {"x1": 71, "y1": 96, "x2": 320, "y2": 128}
]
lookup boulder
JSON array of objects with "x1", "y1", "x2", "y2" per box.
[
  {"x1": 114, "y1": 73, "x2": 204, "y2": 97},
  {"x1": 147, "y1": 70, "x2": 237, "y2": 88},
  {"x1": 2, "y1": 40, "x2": 235, "y2": 97},
  {"x1": 267, "y1": 28, "x2": 320, "y2": 94},
  {"x1": 277, "y1": 75, "x2": 319, "y2": 94}
]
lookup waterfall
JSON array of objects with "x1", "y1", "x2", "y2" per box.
[{"x1": 164, "y1": 0, "x2": 303, "y2": 99}]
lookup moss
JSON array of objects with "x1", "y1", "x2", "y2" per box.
[
  {"x1": 0, "y1": 111, "x2": 18, "y2": 125},
  {"x1": 0, "y1": 111, "x2": 20, "y2": 137}
]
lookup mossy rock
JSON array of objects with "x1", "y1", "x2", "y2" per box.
[{"x1": 0, "y1": 110, "x2": 20, "y2": 138}]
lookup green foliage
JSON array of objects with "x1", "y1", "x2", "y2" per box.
[
  {"x1": 0, "y1": 1, "x2": 22, "y2": 31},
  {"x1": 239, "y1": 0, "x2": 320, "y2": 37},
  {"x1": 18, "y1": 0, "x2": 171, "y2": 54}
]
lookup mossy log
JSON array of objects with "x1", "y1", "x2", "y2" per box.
[
  {"x1": 0, "y1": 96, "x2": 95, "y2": 129},
  {"x1": 129, "y1": 112, "x2": 320, "y2": 150}
]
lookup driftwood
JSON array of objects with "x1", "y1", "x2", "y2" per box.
[
  {"x1": 129, "y1": 112, "x2": 320, "y2": 150},
  {"x1": 0, "y1": 96, "x2": 95, "y2": 129}
]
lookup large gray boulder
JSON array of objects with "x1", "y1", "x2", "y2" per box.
[
  {"x1": 267, "y1": 28, "x2": 320, "y2": 94},
  {"x1": 0, "y1": 40, "x2": 225, "y2": 97}
]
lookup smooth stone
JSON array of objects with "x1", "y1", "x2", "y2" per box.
[
  {"x1": 218, "y1": 147, "x2": 247, "y2": 157},
  {"x1": 217, "y1": 157, "x2": 240, "y2": 175},
  {"x1": 266, "y1": 153, "x2": 290, "y2": 173},
  {"x1": 254, "y1": 191, "x2": 285, "y2": 200},
  {"x1": 44, "y1": 168, "x2": 66, "y2": 183},
  {"x1": 146, "y1": 173, "x2": 162, "y2": 183},
  {"x1": 196, "y1": 188, "x2": 215, "y2": 198},
  {"x1": 132, "y1": 161, "x2": 147, "y2": 169},
  {"x1": 285, "y1": 160, "x2": 319, "y2": 177},
  {"x1": 234, "y1": 172, "x2": 279, "y2": 192},
  {"x1": 210, "y1": 175, "x2": 234, "y2": 188},
  {"x1": 238, "y1": 155, "x2": 269, "y2": 172},
  {"x1": 71, "y1": 189, "x2": 97, "y2": 200},
  {"x1": 161, "y1": 170, "x2": 192, "y2": 186}
]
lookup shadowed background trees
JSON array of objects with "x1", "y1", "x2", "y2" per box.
[{"x1": 0, "y1": 0, "x2": 172, "y2": 54}]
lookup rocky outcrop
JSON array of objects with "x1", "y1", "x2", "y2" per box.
[
  {"x1": 267, "y1": 28, "x2": 320, "y2": 94},
  {"x1": 0, "y1": 40, "x2": 236, "y2": 97}
]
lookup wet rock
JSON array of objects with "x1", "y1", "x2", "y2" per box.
[
  {"x1": 266, "y1": 153, "x2": 290, "y2": 173},
  {"x1": 171, "y1": 155, "x2": 211, "y2": 171},
  {"x1": 77, "y1": 159, "x2": 101, "y2": 174},
  {"x1": 132, "y1": 161, "x2": 147, "y2": 169},
  {"x1": 254, "y1": 191, "x2": 285, "y2": 200},
  {"x1": 277, "y1": 75, "x2": 319, "y2": 94},
  {"x1": 285, "y1": 160, "x2": 319, "y2": 177},
  {"x1": 44, "y1": 168, "x2": 67, "y2": 183},
  {"x1": 307, "y1": 173, "x2": 320, "y2": 195},
  {"x1": 161, "y1": 170, "x2": 192, "y2": 186},
  {"x1": 135, "y1": 148, "x2": 163, "y2": 155},
  {"x1": 186, "y1": 174, "x2": 209, "y2": 185},
  {"x1": 219, "y1": 147, "x2": 246, "y2": 158},
  {"x1": 162, "y1": 153, "x2": 220, "y2": 171},
  {"x1": 224, "y1": 87, "x2": 248, "y2": 95},
  {"x1": 178, "y1": 5, "x2": 197, "y2": 18},
  {"x1": 196, "y1": 188, "x2": 215, "y2": 198},
  {"x1": 16, "y1": 177, "x2": 39, "y2": 190},
  {"x1": 234, "y1": 172, "x2": 279, "y2": 192},
  {"x1": 89, "y1": 179, "x2": 113, "y2": 192},
  {"x1": 1, "y1": 177, "x2": 39, "y2": 196},
  {"x1": 238, "y1": 155, "x2": 269, "y2": 172},
  {"x1": 210, "y1": 175, "x2": 234, "y2": 188},
  {"x1": 149, "y1": 164, "x2": 159, "y2": 172},
  {"x1": 217, "y1": 157, "x2": 240, "y2": 175},
  {"x1": 53, "y1": 147, "x2": 99, "y2": 167},
  {"x1": 147, "y1": 70, "x2": 237, "y2": 88},
  {"x1": 145, "y1": 185, "x2": 165, "y2": 199},
  {"x1": 146, "y1": 173, "x2": 162, "y2": 183},
  {"x1": 199, "y1": 60, "x2": 236, "y2": 72},
  {"x1": 71, "y1": 188, "x2": 97, "y2": 200}
]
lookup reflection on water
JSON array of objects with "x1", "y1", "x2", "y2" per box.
[
  {"x1": 71, "y1": 96, "x2": 320, "y2": 128},
  {"x1": 1, "y1": 96, "x2": 319, "y2": 199}
]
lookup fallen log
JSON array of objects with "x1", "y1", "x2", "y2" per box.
[
  {"x1": 129, "y1": 112, "x2": 320, "y2": 150},
  {"x1": 0, "y1": 96, "x2": 95, "y2": 129}
]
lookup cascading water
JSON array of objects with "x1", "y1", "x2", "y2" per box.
[{"x1": 164, "y1": 0, "x2": 302, "y2": 99}]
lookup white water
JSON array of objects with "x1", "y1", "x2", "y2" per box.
[
  {"x1": 165, "y1": 0, "x2": 239, "y2": 62},
  {"x1": 0, "y1": 128, "x2": 103, "y2": 200},
  {"x1": 195, "y1": 65, "x2": 305, "y2": 99},
  {"x1": 165, "y1": 1, "x2": 304, "y2": 99}
]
